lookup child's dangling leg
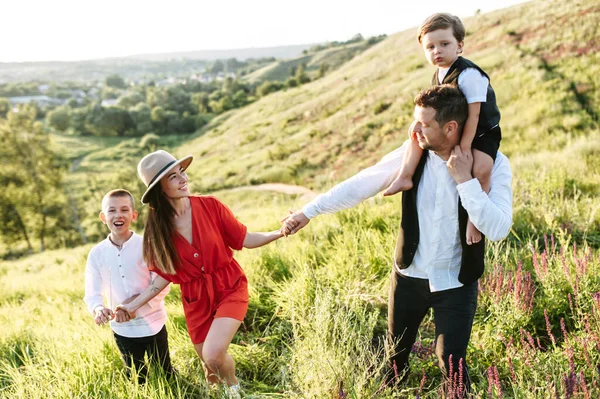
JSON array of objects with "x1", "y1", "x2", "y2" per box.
[
  {"x1": 466, "y1": 149, "x2": 493, "y2": 245},
  {"x1": 384, "y1": 121, "x2": 421, "y2": 196}
]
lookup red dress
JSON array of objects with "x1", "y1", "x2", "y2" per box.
[{"x1": 151, "y1": 196, "x2": 248, "y2": 344}]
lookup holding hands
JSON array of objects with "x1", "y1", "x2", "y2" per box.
[
  {"x1": 94, "y1": 294, "x2": 140, "y2": 326},
  {"x1": 280, "y1": 210, "x2": 310, "y2": 236}
]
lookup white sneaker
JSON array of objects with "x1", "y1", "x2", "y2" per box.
[{"x1": 228, "y1": 384, "x2": 242, "y2": 399}]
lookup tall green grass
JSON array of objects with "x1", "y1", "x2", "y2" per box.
[
  {"x1": 3, "y1": 0, "x2": 600, "y2": 397},
  {"x1": 2, "y1": 185, "x2": 599, "y2": 397}
]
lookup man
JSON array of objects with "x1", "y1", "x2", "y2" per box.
[{"x1": 282, "y1": 84, "x2": 512, "y2": 390}]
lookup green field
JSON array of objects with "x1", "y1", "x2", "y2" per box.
[{"x1": 2, "y1": 0, "x2": 600, "y2": 397}]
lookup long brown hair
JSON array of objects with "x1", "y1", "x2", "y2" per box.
[{"x1": 142, "y1": 185, "x2": 181, "y2": 274}]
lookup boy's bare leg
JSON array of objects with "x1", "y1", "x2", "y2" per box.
[
  {"x1": 466, "y1": 149, "x2": 493, "y2": 245},
  {"x1": 384, "y1": 127, "x2": 422, "y2": 196}
]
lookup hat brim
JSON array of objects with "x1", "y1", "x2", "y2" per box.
[{"x1": 140, "y1": 155, "x2": 193, "y2": 204}]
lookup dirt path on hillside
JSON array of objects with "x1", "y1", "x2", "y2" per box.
[
  {"x1": 226, "y1": 183, "x2": 317, "y2": 200},
  {"x1": 70, "y1": 156, "x2": 84, "y2": 172}
]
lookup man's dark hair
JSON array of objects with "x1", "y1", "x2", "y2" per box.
[{"x1": 414, "y1": 84, "x2": 468, "y2": 132}]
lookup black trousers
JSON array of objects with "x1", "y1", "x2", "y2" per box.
[
  {"x1": 113, "y1": 325, "x2": 173, "y2": 383},
  {"x1": 387, "y1": 272, "x2": 478, "y2": 390}
]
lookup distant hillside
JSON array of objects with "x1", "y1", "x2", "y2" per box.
[
  {"x1": 0, "y1": 44, "x2": 313, "y2": 83},
  {"x1": 244, "y1": 41, "x2": 376, "y2": 83},
  {"x1": 124, "y1": 44, "x2": 313, "y2": 62},
  {"x1": 178, "y1": 0, "x2": 599, "y2": 192}
]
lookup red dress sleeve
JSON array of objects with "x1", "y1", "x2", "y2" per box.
[
  {"x1": 147, "y1": 261, "x2": 175, "y2": 282},
  {"x1": 209, "y1": 196, "x2": 247, "y2": 250}
]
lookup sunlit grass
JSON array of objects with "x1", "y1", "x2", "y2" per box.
[{"x1": 3, "y1": 0, "x2": 600, "y2": 397}]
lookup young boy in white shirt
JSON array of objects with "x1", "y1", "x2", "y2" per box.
[{"x1": 84, "y1": 189, "x2": 173, "y2": 383}]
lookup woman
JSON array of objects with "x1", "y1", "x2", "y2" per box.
[{"x1": 117, "y1": 150, "x2": 284, "y2": 393}]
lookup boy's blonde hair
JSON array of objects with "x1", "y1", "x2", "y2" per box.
[
  {"x1": 418, "y1": 13, "x2": 465, "y2": 43},
  {"x1": 102, "y1": 189, "x2": 135, "y2": 211}
]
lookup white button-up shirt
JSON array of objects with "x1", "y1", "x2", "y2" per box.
[
  {"x1": 84, "y1": 232, "x2": 169, "y2": 337},
  {"x1": 302, "y1": 141, "x2": 513, "y2": 292}
]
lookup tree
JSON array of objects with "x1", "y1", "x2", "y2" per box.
[
  {"x1": 151, "y1": 106, "x2": 167, "y2": 134},
  {"x1": 102, "y1": 87, "x2": 121, "y2": 100},
  {"x1": 286, "y1": 77, "x2": 298, "y2": 88},
  {"x1": 165, "y1": 110, "x2": 182, "y2": 133},
  {"x1": 164, "y1": 86, "x2": 194, "y2": 115},
  {"x1": 192, "y1": 92, "x2": 210, "y2": 114},
  {"x1": 222, "y1": 77, "x2": 241, "y2": 94},
  {"x1": 232, "y1": 90, "x2": 248, "y2": 107},
  {"x1": 71, "y1": 107, "x2": 90, "y2": 135},
  {"x1": 296, "y1": 64, "x2": 310, "y2": 84},
  {"x1": 105, "y1": 74, "x2": 127, "y2": 89},
  {"x1": 0, "y1": 98, "x2": 10, "y2": 118},
  {"x1": 257, "y1": 81, "x2": 284, "y2": 97},
  {"x1": 181, "y1": 113, "x2": 197, "y2": 133},
  {"x1": 0, "y1": 106, "x2": 70, "y2": 252},
  {"x1": 46, "y1": 106, "x2": 71, "y2": 132},
  {"x1": 146, "y1": 86, "x2": 167, "y2": 108},
  {"x1": 318, "y1": 63, "x2": 329, "y2": 78},
  {"x1": 88, "y1": 106, "x2": 135, "y2": 136},
  {"x1": 118, "y1": 91, "x2": 145, "y2": 108},
  {"x1": 225, "y1": 58, "x2": 244, "y2": 72},
  {"x1": 218, "y1": 95, "x2": 234, "y2": 113},
  {"x1": 349, "y1": 33, "x2": 364, "y2": 43},
  {"x1": 130, "y1": 103, "x2": 153, "y2": 135},
  {"x1": 209, "y1": 60, "x2": 225, "y2": 74},
  {"x1": 0, "y1": 173, "x2": 33, "y2": 252}
]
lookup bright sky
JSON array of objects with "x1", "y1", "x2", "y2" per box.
[{"x1": 3, "y1": 0, "x2": 528, "y2": 63}]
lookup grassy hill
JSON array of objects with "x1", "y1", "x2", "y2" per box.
[
  {"x1": 243, "y1": 41, "x2": 375, "y2": 83},
  {"x1": 183, "y1": 0, "x2": 598, "y2": 189},
  {"x1": 3, "y1": 0, "x2": 600, "y2": 397},
  {"x1": 177, "y1": 0, "x2": 599, "y2": 243}
]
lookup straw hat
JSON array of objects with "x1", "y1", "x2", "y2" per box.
[{"x1": 137, "y1": 150, "x2": 193, "y2": 204}]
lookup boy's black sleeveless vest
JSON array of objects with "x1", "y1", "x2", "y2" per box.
[
  {"x1": 434, "y1": 56, "x2": 501, "y2": 135},
  {"x1": 394, "y1": 150, "x2": 486, "y2": 285}
]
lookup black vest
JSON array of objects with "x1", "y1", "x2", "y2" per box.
[
  {"x1": 394, "y1": 150, "x2": 485, "y2": 285},
  {"x1": 433, "y1": 56, "x2": 501, "y2": 135}
]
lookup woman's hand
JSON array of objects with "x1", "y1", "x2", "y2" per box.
[
  {"x1": 115, "y1": 303, "x2": 136, "y2": 321},
  {"x1": 114, "y1": 307, "x2": 132, "y2": 322},
  {"x1": 113, "y1": 275, "x2": 170, "y2": 323}
]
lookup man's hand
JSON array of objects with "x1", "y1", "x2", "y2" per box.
[
  {"x1": 280, "y1": 210, "x2": 310, "y2": 236},
  {"x1": 447, "y1": 145, "x2": 474, "y2": 184},
  {"x1": 93, "y1": 306, "x2": 115, "y2": 326}
]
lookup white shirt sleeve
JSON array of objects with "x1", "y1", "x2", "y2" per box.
[
  {"x1": 302, "y1": 141, "x2": 408, "y2": 219},
  {"x1": 83, "y1": 248, "x2": 105, "y2": 315},
  {"x1": 456, "y1": 152, "x2": 513, "y2": 241},
  {"x1": 458, "y1": 68, "x2": 489, "y2": 104}
]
